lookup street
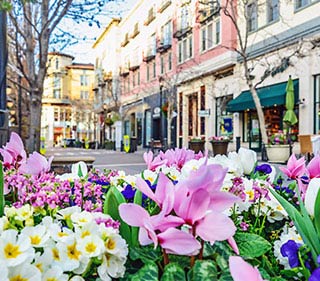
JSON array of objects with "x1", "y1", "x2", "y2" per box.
[{"x1": 46, "y1": 147, "x2": 147, "y2": 175}]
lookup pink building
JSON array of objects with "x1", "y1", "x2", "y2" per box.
[{"x1": 93, "y1": 0, "x2": 238, "y2": 150}]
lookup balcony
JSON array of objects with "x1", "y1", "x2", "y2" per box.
[
  {"x1": 157, "y1": 41, "x2": 172, "y2": 53},
  {"x1": 144, "y1": 8, "x2": 156, "y2": 26},
  {"x1": 198, "y1": 5, "x2": 220, "y2": 24},
  {"x1": 143, "y1": 49, "x2": 156, "y2": 62},
  {"x1": 173, "y1": 26, "x2": 192, "y2": 40},
  {"x1": 121, "y1": 34, "x2": 130, "y2": 47},
  {"x1": 120, "y1": 66, "x2": 129, "y2": 77},
  {"x1": 131, "y1": 24, "x2": 140, "y2": 39},
  {"x1": 158, "y1": 0, "x2": 171, "y2": 13}
]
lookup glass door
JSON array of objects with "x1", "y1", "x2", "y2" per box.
[{"x1": 248, "y1": 111, "x2": 261, "y2": 151}]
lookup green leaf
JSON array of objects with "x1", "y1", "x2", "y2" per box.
[
  {"x1": 314, "y1": 190, "x2": 320, "y2": 238},
  {"x1": 103, "y1": 187, "x2": 132, "y2": 246},
  {"x1": 0, "y1": 162, "x2": 4, "y2": 217},
  {"x1": 187, "y1": 260, "x2": 218, "y2": 281},
  {"x1": 235, "y1": 232, "x2": 271, "y2": 258},
  {"x1": 161, "y1": 263, "x2": 186, "y2": 281},
  {"x1": 129, "y1": 246, "x2": 162, "y2": 264},
  {"x1": 218, "y1": 271, "x2": 233, "y2": 281},
  {"x1": 130, "y1": 262, "x2": 159, "y2": 281}
]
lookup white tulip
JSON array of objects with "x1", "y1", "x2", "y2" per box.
[
  {"x1": 305, "y1": 178, "x2": 320, "y2": 216},
  {"x1": 238, "y1": 148, "x2": 257, "y2": 175}
]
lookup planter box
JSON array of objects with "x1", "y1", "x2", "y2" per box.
[
  {"x1": 266, "y1": 145, "x2": 290, "y2": 163},
  {"x1": 210, "y1": 141, "x2": 229, "y2": 156},
  {"x1": 189, "y1": 141, "x2": 205, "y2": 153}
]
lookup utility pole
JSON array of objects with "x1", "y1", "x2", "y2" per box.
[{"x1": 0, "y1": 11, "x2": 8, "y2": 145}]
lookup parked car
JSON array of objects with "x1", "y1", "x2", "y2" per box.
[{"x1": 61, "y1": 138, "x2": 76, "y2": 147}]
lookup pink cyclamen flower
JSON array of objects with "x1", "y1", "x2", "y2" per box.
[
  {"x1": 19, "y1": 152, "x2": 53, "y2": 176},
  {"x1": 0, "y1": 132, "x2": 27, "y2": 168},
  {"x1": 229, "y1": 256, "x2": 264, "y2": 281},
  {"x1": 119, "y1": 203, "x2": 200, "y2": 255},
  {"x1": 143, "y1": 151, "x2": 167, "y2": 171},
  {"x1": 307, "y1": 155, "x2": 320, "y2": 179},
  {"x1": 279, "y1": 154, "x2": 306, "y2": 179}
]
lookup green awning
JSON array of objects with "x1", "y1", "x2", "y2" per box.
[{"x1": 226, "y1": 80, "x2": 299, "y2": 112}]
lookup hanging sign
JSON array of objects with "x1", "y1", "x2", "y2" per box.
[{"x1": 198, "y1": 109, "x2": 210, "y2": 116}]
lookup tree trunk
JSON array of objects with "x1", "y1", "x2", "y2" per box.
[{"x1": 27, "y1": 90, "x2": 42, "y2": 152}]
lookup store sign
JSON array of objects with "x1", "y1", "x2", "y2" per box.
[
  {"x1": 153, "y1": 107, "x2": 161, "y2": 118},
  {"x1": 198, "y1": 109, "x2": 210, "y2": 117}
]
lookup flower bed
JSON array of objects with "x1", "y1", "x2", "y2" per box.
[{"x1": 1, "y1": 132, "x2": 320, "y2": 280}]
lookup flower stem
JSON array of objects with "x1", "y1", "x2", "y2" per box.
[{"x1": 163, "y1": 248, "x2": 169, "y2": 266}]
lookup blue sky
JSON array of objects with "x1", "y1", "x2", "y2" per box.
[{"x1": 62, "y1": 0, "x2": 138, "y2": 63}]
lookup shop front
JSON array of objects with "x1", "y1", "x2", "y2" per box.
[{"x1": 227, "y1": 80, "x2": 299, "y2": 151}]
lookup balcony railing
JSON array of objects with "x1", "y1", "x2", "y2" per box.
[
  {"x1": 143, "y1": 49, "x2": 156, "y2": 62},
  {"x1": 198, "y1": 5, "x2": 220, "y2": 23},
  {"x1": 144, "y1": 9, "x2": 156, "y2": 26},
  {"x1": 173, "y1": 26, "x2": 192, "y2": 40}
]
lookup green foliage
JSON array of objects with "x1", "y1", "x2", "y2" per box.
[
  {"x1": 187, "y1": 260, "x2": 218, "y2": 281},
  {"x1": 103, "y1": 186, "x2": 132, "y2": 246},
  {"x1": 235, "y1": 232, "x2": 272, "y2": 258},
  {"x1": 0, "y1": 0, "x2": 12, "y2": 11},
  {"x1": 161, "y1": 263, "x2": 186, "y2": 281}
]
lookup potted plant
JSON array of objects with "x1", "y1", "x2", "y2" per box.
[
  {"x1": 266, "y1": 130, "x2": 290, "y2": 163},
  {"x1": 209, "y1": 136, "x2": 230, "y2": 156},
  {"x1": 188, "y1": 136, "x2": 205, "y2": 153}
]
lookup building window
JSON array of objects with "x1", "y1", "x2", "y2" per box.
[
  {"x1": 53, "y1": 75, "x2": 60, "y2": 88},
  {"x1": 178, "y1": 34, "x2": 193, "y2": 63},
  {"x1": 147, "y1": 64, "x2": 150, "y2": 81},
  {"x1": 53, "y1": 89, "x2": 61, "y2": 99},
  {"x1": 295, "y1": 0, "x2": 310, "y2": 9},
  {"x1": 55, "y1": 58, "x2": 59, "y2": 70},
  {"x1": 179, "y1": 92, "x2": 183, "y2": 137},
  {"x1": 80, "y1": 91, "x2": 89, "y2": 99},
  {"x1": 216, "y1": 95, "x2": 233, "y2": 138},
  {"x1": 180, "y1": 5, "x2": 190, "y2": 30},
  {"x1": 80, "y1": 75, "x2": 88, "y2": 86},
  {"x1": 161, "y1": 21, "x2": 172, "y2": 46},
  {"x1": 315, "y1": 75, "x2": 320, "y2": 134},
  {"x1": 168, "y1": 52, "x2": 172, "y2": 71},
  {"x1": 153, "y1": 61, "x2": 156, "y2": 78},
  {"x1": 267, "y1": 0, "x2": 279, "y2": 23},
  {"x1": 201, "y1": 19, "x2": 220, "y2": 52},
  {"x1": 246, "y1": 1, "x2": 258, "y2": 32},
  {"x1": 160, "y1": 56, "x2": 165, "y2": 74},
  {"x1": 137, "y1": 70, "x2": 140, "y2": 85}
]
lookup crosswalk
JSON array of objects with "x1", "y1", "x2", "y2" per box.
[{"x1": 48, "y1": 150, "x2": 116, "y2": 157}]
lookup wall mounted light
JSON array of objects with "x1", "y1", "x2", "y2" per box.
[{"x1": 298, "y1": 98, "x2": 306, "y2": 106}]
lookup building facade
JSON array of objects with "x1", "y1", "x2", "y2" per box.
[
  {"x1": 42, "y1": 52, "x2": 95, "y2": 147},
  {"x1": 93, "y1": 0, "x2": 320, "y2": 151}
]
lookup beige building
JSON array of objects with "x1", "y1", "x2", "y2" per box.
[{"x1": 42, "y1": 52, "x2": 95, "y2": 147}]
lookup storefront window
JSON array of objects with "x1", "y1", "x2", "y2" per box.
[
  {"x1": 216, "y1": 95, "x2": 233, "y2": 139},
  {"x1": 315, "y1": 75, "x2": 320, "y2": 134},
  {"x1": 145, "y1": 110, "x2": 152, "y2": 146}
]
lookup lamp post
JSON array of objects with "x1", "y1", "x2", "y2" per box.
[{"x1": 159, "y1": 77, "x2": 164, "y2": 143}]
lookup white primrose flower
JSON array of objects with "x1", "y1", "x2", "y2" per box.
[
  {"x1": 4, "y1": 205, "x2": 17, "y2": 218},
  {"x1": 0, "y1": 229, "x2": 35, "y2": 267},
  {"x1": 124, "y1": 175, "x2": 137, "y2": 187},
  {"x1": 160, "y1": 166, "x2": 181, "y2": 181},
  {"x1": 0, "y1": 216, "x2": 8, "y2": 234},
  {"x1": 0, "y1": 262, "x2": 8, "y2": 281},
  {"x1": 104, "y1": 233, "x2": 128, "y2": 258},
  {"x1": 48, "y1": 223, "x2": 74, "y2": 243},
  {"x1": 56, "y1": 206, "x2": 82, "y2": 221},
  {"x1": 142, "y1": 169, "x2": 158, "y2": 184},
  {"x1": 42, "y1": 266, "x2": 69, "y2": 281},
  {"x1": 77, "y1": 234, "x2": 105, "y2": 258},
  {"x1": 7, "y1": 263, "x2": 41, "y2": 281},
  {"x1": 21, "y1": 225, "x2": 50, "y2": 248},
  {"x1": 74, "y1": 222, "x2": 100, "y2": 240},
  {"x1": 261, "y1": 193, "x2": 288, "y2": 223},
  {"x1": 15, "y1": 204, "x2": 34, "y2": 222},
  {"x1": 98, "y1": 253, "x2": 127, "y2": 280},
  {"x1": 56, "y1": 237, "x2": 83, "y2": 272},
  {"x1": 69, "y1": 276, "x2": 86, "y2": 281},
  {"x1": 71, "y1": 211, "x2": 94, "y2": 226},
  {"x1": 33, "y1": 251, "x2": 52, "y2": 273}
]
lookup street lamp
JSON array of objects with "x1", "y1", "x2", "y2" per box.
[{"x1": 159, "y1": 76, "x2": 164, "y2": 143}]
